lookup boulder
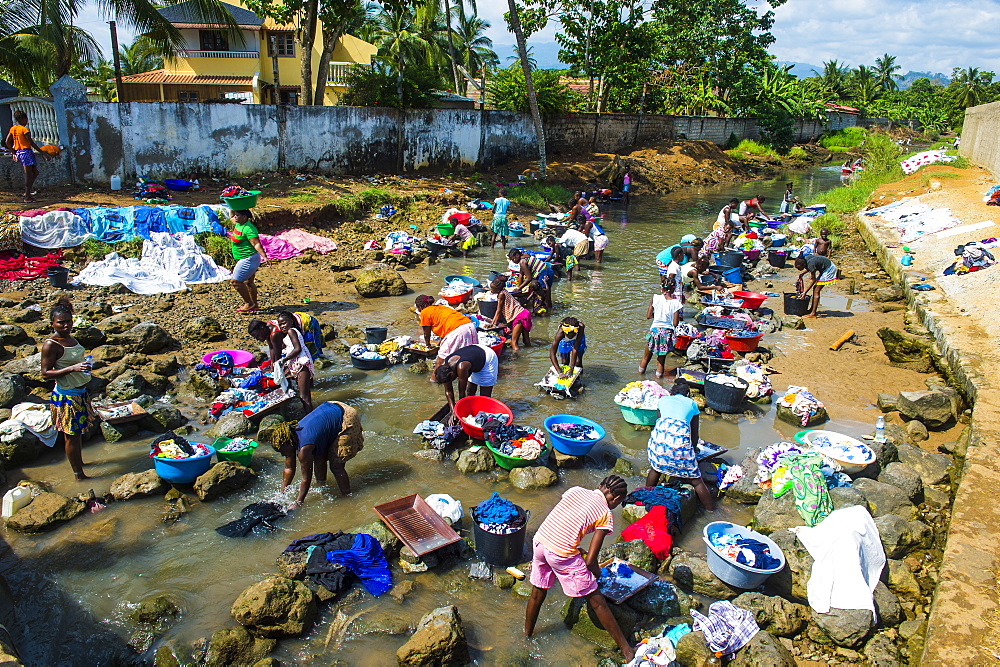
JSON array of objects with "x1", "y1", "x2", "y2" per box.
[
  {"x1": 812, "y1": 608, "x2": 873, "y2": 648},
  {"x1": 896, "y1": 390, "x2": 954, "y2": 427},
  {"x1": 829, "y1": 486, "x2": 869, "y2": 511},
  {"x1": 895, "y1": 443, "x2": 953, "y2": 486},
  {"x1": 874, "y1": 515, "x2": 924, "y2": 559},
  {"x1": 354, "y1": 267, "x2": 407, "y2": 298},
  {"x1": 129, "y1": 593, "x2": 179, "y2": 625},
  {"x1": 97, "y1": 313, "x2": 140, "y2": 335},
  {"x1": 600, "y1": 539, "x2": 658, "y2": 574},
  {"x1": 0, "y1": 324, "x2": 28, "y2": 345},
  {"x1": 905, "y1": 420, "x2": 928, "y2": 442},
  {"x1": 852, "y1": 479, "x2": 917, "y2": 520},
  {"x1": 666, "y1": 551, "x2": 739, "y2": 600},
  {"x1": 0, "y1": 422, "x2": 45, "y2": 465},
  {"x1": 148, "y1": 404, "x2": 187, "y2": 430},
  {"x1": 352, "y1": 520, "x2": 403, "y2": 559},
  {"x1": 782, "y1": 315, "x2": 806, "y2": 330},
  {"x1": 552, "y1": 449, "x2": 585, "y2": 468},
  {"x1": 876, "y1": 328, "x2": 934, "y2": 373},
  {"x1": 100, "y1": 420, "x2": 140, "y2": 443},
  {"x1": 105, "y1": 369, "x2": 153, "y2": 401},
  {"x1": 0, "y1": 372, "x2": 25, "y2": 407},
  {"x1": 275, "y1": 551, "x2": 308, "y2": 580},
  {"x1": 230, "y1": 576, "x2": 316, "y2": 638},
  {"x1": 194, "y1": 462, "x2": 256, "y2": 501},
  {"x1": 765, "y1": 529, "x2": 812, "y2": 603},
  {"x1": 873, "y1": 582, "x2": 903, "y2": 627},
  {"x1": 623, "y1": 580, "x2": 683, "y2": 618},
  {"x1": 775, "y1": 403, "x2": 828, "y2": 427},
  {"x1": 732, "y1": 592, "x2": 809, "y2": 637},
  {"x1": 730, "y1": 630, "x2": 795, "y2": 667},
  {"x1": 110, "y1": 470, "x2": 169, "y2": 501},
  {"x1": 186, "y1": 369, "x2": 223, "y2": 400},
  {"x1": 119, "y1": 322, "x2": 173, "y2": 354},
  {"x1": 181, "y1": 316, "x2": 226, "y2": 342},
  {"x1": 562, "y1": 596, "x2": 638, "y2": 651},
  {"x1": 864, "y1": 632, "x2": 902, "y2": 667},
  {"x1": 868, "y1": 436, "x2": 899, "y2": 469},
  {"x1": 11, "y1": 308, "x2": 40, "y2": 324},
  {"x1": 2, "y1": 352, "x2": 40, "y2": 375},
  {"x1": 73, "y1": 326, "x2": 106, "y2": 349},
  {"x1": 876, "y1": 393, "x2": 899, "y2": 413},
  {"x1": 256, "y1": 414, "x2": 285, "y2": 445},
  {"x1": 5, "y1": 492, "x2": 85, "y2": 532},
  {"x1": 675, "y1": 631, "x2": 712, "y2": 666},
  {"x1": 508, "y1": 466, "x2": 557, "y2": 490},
  {"x1": 887, "y1": 559, "x2": 922, "y2": 598},
  {"x1": 726, "y1": 447, "x2": 763, "y2": 504},
  {"x1": 206, "y1": 626, "x2": 276, "y2": 667},
  {"x1": 753, "y1": 490, "x2": 806, "y2": 534},
  {"x1": 207, "y1": 412, "x2": 254, "y2": 439},
  {"x1": 456, "y1": 448, "x2": 495, "y2": 474},
  {"x1": 395, "y1": 605, "x2": 468, "y2": 666},
  {"x1": 878, "y1": 462, "x2": 923, "y2": 502},
  {"x1": 872, "y1": 286, "x2": 904, "y2": 302},
  {"x1": 150, "y1": 357, "x2": 180, "y2": 377}
]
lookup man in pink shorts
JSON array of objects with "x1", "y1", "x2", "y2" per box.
[{"x1": 524, "y1": 476, "x2": 635, "y2": 661}]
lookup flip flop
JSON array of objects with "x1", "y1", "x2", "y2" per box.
[{"x1": 236, "y1": 305, "x2": 258, "y2": 313}]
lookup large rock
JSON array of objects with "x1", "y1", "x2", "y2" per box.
[
  {"x1": 353, "y1": 521, "x2": 403, "y2": 559},
  {"x1": 110, "y1": 470, "x2": 169, "y2": 501},
  {"x1": 830, "y1": 485, "x2": 869, "y2": 511},
  {"x1": 868, "y1": 436, "x2": 899, "y2": 469},
  {"x1": 231, "y1": 576, "x2": 316, "y2": 638},
  {"x1": 599, "y1": 539, "x2": 658, "y2": 574},
  {"x1": 562, "y1": 596, "x2": 638, "y2": 651},
  {"x1": 876, "y1": 393, "x2": 899, "y2": 413},
  {"x1": 873, "y1": 582, "x2": 903, "y2": 627},
  {"x1": 812, "y1": 608, "x2": 873, "y2": 648},
  {"x1": 101, "y1": 419, "x2": 140, "y2": 443},
  {"x1": 396, "y1": 605, "x2": 468, "y2": 666},
  {"x1": 105, "y1": 369, "x2": 153, "y2": 401},
  {"x1": 148, "y1": 404, "x2": 187, "y2": 430},
  {"x1": 886, "y1": 559, "x2": 922, "y2": 598},
  {"x1": 872, "y1": 286, "x2": 904, "y2": 302},
  {"x1": 864, "y1": 632, "x2": 902, "y2": 667},
  {"x1": 2, "y1": 352, "x2": 40, "y2": 375},
  {"x1": 675, "y1": 631, "x2": 712, "y2": 666},
  {"x1": 255, "y1": 414, "x2": 284, "y2": 445},
  {"x1": 97, "y1": 313, "x2": 140, "y2": 335},
  {"x1": 354, "y1": 267, "x2": 407, "y2": 298},
  {"x1": 623, "y1": 580, "x2": 683, "y2": 618},
  {"x1": 877, "y1": 462, "x2": 923, "y2": 502},
  {"x1": 119, "y1": 322, "x2": 173, "y2": 354},
  {"x1": 181, "y1": 316, "x2": 226, "y2": 342},
  {"x1": 876, "y1": 328, "x2": 934, "y2": 372},
  {"x1": 874, "y1": 514, "x2": 928, "y2": 559},
  {"x1": 765, "y1": 529, "x2": 812, "y2": 603},
  {"x1": 730, "y1": 630, "x2": 795, "y2": 667},
  {"x1": 905, "y1": 419, "x2": 929, "y2": 442},
  {"x1": 207, "y1": 412, "x2": 254, "y2": 439},
  {"x1": 194, "y1": 462, "x2": 256, "y2": 501},
  {"x1": 732, "y1": 592, "x2": 809, "y2": 637},
  {"x1": 852, "y1": 478, "x2": 917, "y2": 520},
  {"x1": 5, "y1": 492, "x2": 85, "y2": 532},
  {"x1": 455, "y1": 447, "x2": 495, "y2": 474},
  {"x1": 775, "y1": 403, "x2": 828, "y2": 427},
  {"x1": 186, "y1": 369, "x2": 223, "y2": 400},
  {"x1": 753, "y1": 490, "x2": 806, "y2": 534},
  {"x1": 206, "y1": 626, "x2": 276, "y2": 667},
  {"x1": 0, "y1": 372, "x2": 25, "y2": 407},
  {"x1": 508, "y1": 466, "x2": 557, "y2": 489},
  {"x1": 896, "y1": 390, "x2": 954, "y2": 427},
  {"x1": 726, "y1": 447, "x2": 763, "y2": 504},
  {"x1": 73, "y1": 326, "x2": 106, "y2": 348},
  {"x1": 0, "y1": 324, "x2": 29, "y2": 345},
  {"x1": 0, "y1": 423, "x2": 45, "y2": 465},
  {"x1": 895, "y1": 443, "x2": 953, "y2": 486},
  {"x1": 667, "y1": 551, "x2": 739, "y2": 600}
]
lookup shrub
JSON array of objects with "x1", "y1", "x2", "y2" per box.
[
  {"x1": 788, "y1": 146, "x2": 808, "y2": 159},
  {"x1": 727, "y1": 139, "x2": 779, "y2": 159},
  {"x1": 818, "y1": 127, "x2": 868, "y2": 151},
  {"x1": 487, "y1": 182, "x2": 572, "y2": 210},
  {"x1": 195, "y1": 232, "x2": 234, "y2": 268}
]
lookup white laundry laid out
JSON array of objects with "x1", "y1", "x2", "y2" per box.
[
  {"x1": 73, "y1": 232, "x2": 232, "y2": 294},
  {"x1": 900, "y1": 150, "x2": 956, "y2": 175},
  {"x1": 872, "y1": 201, "x2": 961, "y2": 243},
  {"x1": 0, "y1": 402, "x2": 58, "y2": 448},
  {"x1": 790, "y1": 505, "x2": 886, "y2": 620},
  {"x1": 19, "y1": 211, "x2": 95, "y2": 249}
]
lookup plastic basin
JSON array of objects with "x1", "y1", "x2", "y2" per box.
[
  {"x1": 164, "y1": 178, "x2": 194, "y2": 191},
  {"x1": 153, "y1": 445, "x2": 215, "y2": 483},
  {"x1": 221, "y1": 190, "x2": 260, "y2": 210},
  {"x1": 212, "y1": 437, "x2": 258, "y2": 466},
  {"x1": 201, "y1": 349, "x2": 254, "y2": 367},
  {"x1": 445, "y1": 274, "x2": 480, "y2": 288},
  {"x1": 703, "y1": 521, "x2": 785, "y2": 588},
  {"x1": 365, "y1": 327, "x2": 388, "y2": 345},
  {"x1": 509, "y1": 229, "x2": 525, "y2": 237},
  {"x1": 454, "y1": 396, "x2": 514, "y2": 440},
  {"x1": 770, "y1": 236, "x2": 786, "y2": 248},
  {"x1": 726, "y1": 333, "x2": 763, "y2": 352},
  {"x1": 440, "y1": 287, "x2": 472, "y2": 305},
  {"x1": 485, "y1": 438, "x2": 547, "y2": 470},
  {"x1": 488, "y1": 337, "x2": 506, "y2": 356},
  {"x1": 741, "y1": 249, "x2": 761, "y2": 261},
  {"x1": 351, "y1": 356, "x2": 387, "y2": 370},
  {"x1": 796, "y1": 429, "x2": 876, "y2": 474},
  {"x1": 437, "y1": 222, "x2": 456, "y2": 236},
  {"x1": 543, "y1": 415, "x2": 605, "y2": 455},
  {"x1": 731, "y1": 290, "x2": 767, "y2": 310},
  {"x1": 618, "y1": 405, "x2": 659, "y2": 426},
  {"x1": 673, "y1": 334, "x2": 697, "y2": 351}
]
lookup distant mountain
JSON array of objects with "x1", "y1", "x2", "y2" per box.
[
  {"x1": 777, "y1": 61, "x2": 824, "y2": 79},
  {"x1": 896, "y1": 71, "x2": 951, "y2": 88},
  {"x1": 493, "y1": 40, "x2": 567, "y2": 69}
]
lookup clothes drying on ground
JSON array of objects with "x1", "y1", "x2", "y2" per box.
[
  {"x1": 9, "y1": 402, "x2": 57, "y2": 447},
  {"x1": 0, "y1": 251, "x2": 63, "y2": 281},
  {"x1": 215, "y1": 502, "x2": 287, "y2": 537},
  {"x1": 275, "y1": 229, "x2": 338, "y2": 254},
  {"x1": 324, "y1": 533, "x2": 393, "y2": 596},
  {"x1": 283, "y1": 531, "x2": 357, "y2": 594},
  {"x1": 771, "y1": 451, "x2": 833, "y2": 527},
  {"x1": 690, "y1": 600, "x2": 759, "y2": 655},
  {"x1": 900, "y1": 150, "x2": 956, "y2": 175},
  {"x1": 19, "y1": 210, "x2": 94, "y2": 248},
  {"x1": 259, "y1": 234, "x2": 303, "y2": 260},
  {"x1": 0, "y1": 214, "x2": 24, "y2": 254},
  {"x1": 73, "y1": 232, "x2": 231, "y2": 294},
  {"x1": 791, "y1": 505, "x2": 886, "y2": 619}
]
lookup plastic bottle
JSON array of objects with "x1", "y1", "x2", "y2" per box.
[
  {"x1": 900, "y1": 254, "x2": 913, "y2": 266},
  {"x1": 110, "y1": 174, "x2": 122, "y2": 191},
  {"x1": 84, "y1": 354, "x2": 93, "y2": 376},
  {"x1": 2, "y1": 486, "x2": 31, "y2": 518},
  {"x1": 703, "y1": 652, "x2": 723, "y2": 667},
  {"x1": 875, "y1": 415, "x2": 886, "y2": 443}
]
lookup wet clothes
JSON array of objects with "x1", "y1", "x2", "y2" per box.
[
  {"x1": 215, "y1": 502, "x2": 287, "y2": 537},
  {"x1": 625, "y1": 486, "x2": 683, "y2": 529},
  {"x1": 325, "y1": 533, "x2": 393, "y2": 596},
  {"x1": 283, "y1": 531, "x2": 357, "y2": 593}
]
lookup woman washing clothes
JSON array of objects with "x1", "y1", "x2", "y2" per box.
[
  {"x1": 40, "y1": 298, "x2": 94, "y2": 480},
  {"x1": 227, "y1": 209, "x2": 268, "y2": 313},
  {"x1": 248, "y1": 312, "x2": 324, "y2": 362},
  {"x1": 689, "y1": 258, "x2": 737, "y2": 295},
  {"x1": 550, "y1": 317, "x2": 586, "y2": 379},
  {"x1": 485, "y1": 276, "x2": 532, "y2": 353},
  {"x1": 700, "y1": 214, "x2": 738, "y2": 259},
  {"x1": 508, "y1": 248, "x2": 554, "y2": 313},
  {"x1": 581, "y1": 215, "x2": 609, "y2": 263},
  {"x1": 639, "y1": 282, "x2": 683, "y2": 378},
  {"x1": 415, "y1": 296, "x2": 478, "y2": 368},
  {"x1": 646, "y1": 382, "x2": 715, "y2": 511},
  {"x1": 271, "y1": 401, "x2": 364, "y2": 510},
  {"x1": 432, "y1": 344, "x2": 499, "y2": 419},
  {"x1": 275, "y1": 311, "x2": 314, "y2": 413}
]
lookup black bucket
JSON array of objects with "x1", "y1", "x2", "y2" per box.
[
  {"x1": 716, "y1": 251, "x2": 744, "y2": 268},
  {"x1": 365, "y1": 327, "x2": 388, "y2": 345},
  {"x1": 478, "y1": 300, "x2": 498, "y2": 320},
  {"x1": 767, "y1": 251, "x2": 787, "y2": 269},
  {"x1": 472, "y1": 506, "x2": 527, "y2": 566},
  {"x1": 47, "y1": 266, "x2": 69, "y2": 288},
  {"x1": 704, "y1": 375, "x2": 748, "y2": 413},
  {"x1": 783, "y1": 293, "x2": 811, "y2": 316}
]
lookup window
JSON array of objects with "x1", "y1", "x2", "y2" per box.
[
  {"x1": 199, "y1": 30, "x2": 229, "y2": 52},
  {"x1": 279, "y1": 90, "x2": 299, "y2": 105},
  {"x1": 179, "y1": 91, "x2": 200, "y2": 103},
  {"x1": 269, "y1": 33, "x2": 294, "y2": 57}
]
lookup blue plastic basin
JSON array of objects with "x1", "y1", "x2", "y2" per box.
[
  {"x1": 152, "y1": 445, "x2": 215, "y2": 483},
  {"x1": 444, "y1": 274, "x2": 480, "y2": 288},
  {"x1": 543, "y1": 414, "x2": 605, "y2": 455},
  {"x1": 703, "y1": 521, "x2": 785, "y2": 589}
]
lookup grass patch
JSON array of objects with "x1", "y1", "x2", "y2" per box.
[
  {"x1": 80, "y1": 238, "x2": 143, "y2": 259},
  {"x1": 487, "y1": 182, "x2": 572, "y2": 210},
  {"x1": 949, "y1": 155, "x2": 969, "y2": 169},
  {"x1": 329, "y1": 187, "x2": 397, "y2": 218},
  {"x1": 788, "y1": 146, "x2": 808, "y2": 159},
  {"x1": 286, "y1": 192, "x2": 321, "y2": 203},
  {"x1": 195, "y1": 232, "x2": 234, "y2": 269},
  {"x1": 918, "y1": 170, "x2": 961, "y2": 188},
  {"x1": 726, "y1": 139, "x2": 779, "y2": 160},
  {"x1": 818, "y1": 127, "x2": 868, "y2": 151}
]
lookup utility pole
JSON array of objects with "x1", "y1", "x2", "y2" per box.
[
  {"x1": 270, "y1": 34, "x2": 281, "y2": 105},
  {"x1": 108, "y1": 21, "x2": 124, "y2": 102}
]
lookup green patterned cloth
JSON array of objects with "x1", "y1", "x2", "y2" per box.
[{"x1": 771, "y1": 452, "x2": 832, "y2": 526}]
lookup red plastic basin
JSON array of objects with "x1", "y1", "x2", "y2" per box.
[
  {"x1": 731, "y1": 290, "x2": 767, "y2": 310},
  {"x1": 674, "y1": 334, "x2": 697, "y2": 350},
  {"x1": 454, "y1": 396, "x2": 514, "y2": 440},
  {"x1": 489, "y1": 337, "x2": 506, "y2": 355},
  {"x1": 440, "y1": 287, "x2": 472, "y2": 305},
  {"x1": 726, "y1": 333, "x2": 763, "y2": 352}
]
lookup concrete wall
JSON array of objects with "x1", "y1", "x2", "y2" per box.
[{"x1": 960, "y1": 100, "x2": 1000, "y2": 180}]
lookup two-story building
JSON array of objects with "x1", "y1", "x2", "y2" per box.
[{"x1": 118, "y1": 0, "x2": 377, "y2": 104}]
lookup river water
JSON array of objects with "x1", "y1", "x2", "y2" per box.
[{"x1": 3, "y1": 165, "x2": 861, "y2": 664}]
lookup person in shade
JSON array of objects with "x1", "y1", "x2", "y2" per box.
[
  {"x1": 271, "y1": 401, "x2": 364, "y2": 510},
  {"x1": 646, "y1": 382, "x2": 715, "y2": 510},
  {"x1": 524, "y1": 476, "x2": 635, "y2": 662}
]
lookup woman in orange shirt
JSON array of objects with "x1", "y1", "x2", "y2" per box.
[
  {"x1": 4, "y1": 110, "x2": 49, "y2": 202},
  {"x1": 414, "y1": 295, "x2": 478, "y2": 368}
]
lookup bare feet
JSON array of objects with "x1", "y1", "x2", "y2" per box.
[
  {"x1": 237, "y1": 304, "x2": 258, "y2": 313},
  {"x1": 804, "y1": 313, "x2": 817, "y2": 319}
]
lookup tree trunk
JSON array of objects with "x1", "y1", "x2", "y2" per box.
[
  {"x1": 443, "y1": 0, "x2": 460, "y2": 93},
  {"x1": 397, "y1": 54, "x2": 405, "y2": 107},
  {"x1": 313, "y1": 23, "x2": 346, "y2": 105},
  {"x1": 297, "y1": 0, "x2": 320, "y2": 105},
  {"x1": 507, "y1": 0, "x2": 547, "y2": 178}
]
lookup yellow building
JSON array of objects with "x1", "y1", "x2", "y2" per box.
[{"x1": 118, "y1": 0, "x2": 377, "y2": 104}]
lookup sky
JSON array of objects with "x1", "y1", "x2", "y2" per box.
[{"x1": 78, "y1": 0, "x2": 1000, "y2": 78}]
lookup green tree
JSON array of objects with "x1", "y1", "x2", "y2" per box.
[
  {"x1": 370, "y1": 4, "x2": 431, "y2": 105},
  {"x1": 339, "y1": 60, "x2": 440, "y2": 106},
  {"x1": 119, "y1": 36, "x2": 163, "y2": 75},
  {"x1": 850, "y1": 65, "x2": 880, "y2": 108},
  {"x1": 874, "y1": 53, "x2": 900, "y2": 91},
  {"x1": 487, "y1": 64, "x2": 582, "y2": 115},
  {"x1": 452, "y1": 13, "x2": 497, "y2": 94},
  {"x1": 950, "y1": 66, "x2": 994, "y2": 108}
]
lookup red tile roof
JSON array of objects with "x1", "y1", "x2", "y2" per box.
[
  {"x1": 119, "y1": 70, "x2": 253, "y2": 85},
  {"x1": 825, "y1": 102, "x2": 861, "y2": 114}
]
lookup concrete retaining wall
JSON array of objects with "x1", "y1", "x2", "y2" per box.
[{"x1": 960, "y1": 100, "x2": 1000, "y2": 181}]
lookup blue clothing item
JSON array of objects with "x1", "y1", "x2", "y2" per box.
[
  {"x1": 325, "y1": 533, "x2": 393, "y2": 596},
  {"x1": 624, "y1": 486, "x2": 683, "y2": 528},
  {"x1": 558, "y1": 333, "x2": 587, "y2": 354},
  {"x1": 162, "y1": 205, "x2": 197, "y2": 234},
  {"x1": 537, "y1": 265, "x2": 556, "y2": 290},
  {"x1": 492, "y1": 197, "x2": 511, "y2": 216},
  {"x1": 657, "y1": 395, "x2": 699, "y2": 423},
  {"x1": 733, "y1": 538, "x2": 781, "y2": 570},
  {"x1": 193, "y1": 205, "x2": 222, "y2": 233},
  {"x1": 474, "y1": 492, "x2": 520, "y2": 524},
  {"x1": 657, "y1": 245, "x2": 679, "y2": 265},
  {"x1": 89, "y1": 206, "x2": 137, "y2": 242},
  {"x1": 134, "y1": 206, "x2": 168, "y2": 240},
  {"x1": 296, "y1": 402, "x2": 344, "y2": 457},
  {"x1": 665, "y1": 623, "x2": 692, "y2": 647}
]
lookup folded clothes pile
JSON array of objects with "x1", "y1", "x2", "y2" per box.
[
  {"x1": 709, "y1": 532, "x2": 781, "y2": 569},
  {"x1": 614, "y1": 380, "x2": 669, "y2": 410}
]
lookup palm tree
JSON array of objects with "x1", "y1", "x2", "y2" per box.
[
  {"x1": 506, "y1": 0, "x2": 546, "y2": 177},
  {"x1": 953, "y1": 66, "x2": 991, "y2": 108},
  {"x1": 372, "y1": 5, "x2": 429, "y2": 105},
  {"x1": 452, "y1": 13, "x2": 496, "y2": 95},
  {"x1": 874, "y1": 53, "x2": 901, "y2": 91},
  {"x1": 851, "y1": 65, "x2": 880, "y2": 106},
  {"x1": 812, "y1": 60, "x2": 849, "y2": 101},
  {"x1": 119, "y1": 36, "x2": 163, "y2": 75}
]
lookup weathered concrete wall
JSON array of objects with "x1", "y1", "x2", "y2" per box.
[{"x1": 960, "y1": 100, "x2": 1000, "y2": 181}]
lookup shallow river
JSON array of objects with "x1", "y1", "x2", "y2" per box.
[{"x1": 3, "y1": 165, "x2": 873, "y2": 664}]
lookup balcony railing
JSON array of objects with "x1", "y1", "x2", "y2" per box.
[
  {"x1": 185, "y1": 50, "x2": 259, "y2": 58},
  {"x1": 328, "y1": 62, "x2": 369, "y2": 86}
]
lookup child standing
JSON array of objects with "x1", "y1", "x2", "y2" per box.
[
  {"x1": 491, "y1": 189, "x2": 511, "y2": 248},
  {"x1": 485, "y1": 276, "x2": 532, "y2": 353},
  {"x1": 639, "y1": 283, "x2": 683, "y2": 378},
  {"x1": 5, "y1": 110, "x2": 50, "y2": 202},
  {"x1": 550, "y1": 317, "x2": 586, "y2": 378}
]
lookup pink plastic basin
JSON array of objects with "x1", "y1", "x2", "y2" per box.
[{"x1": 202, "y1": 349, "x2": 254, "y2": 367}]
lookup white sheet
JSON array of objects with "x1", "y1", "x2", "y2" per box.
[
  {"x1": 73, "y1": 232, "x2": 231, "y2": 294},
  {"x1": 19, "y1": 211, "x2": 94, "y2": 249},
  {"x1": 10, "y1": 402, "x2": 57, "y2": 447},
  {"x1": 790, "y1": 505, "x2": 886, "y2": 620}
]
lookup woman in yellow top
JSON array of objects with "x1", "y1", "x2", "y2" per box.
[
  {"x1": 228, "y1": 209, "x2": 268, "y2": 313},
  {"x1": 4, "y1": 110, "x2": 50, "y2": 203}
]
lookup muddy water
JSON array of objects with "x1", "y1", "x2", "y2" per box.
[{"x1": 4, "y1": 166, "x2": 866, "y2": 664}]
